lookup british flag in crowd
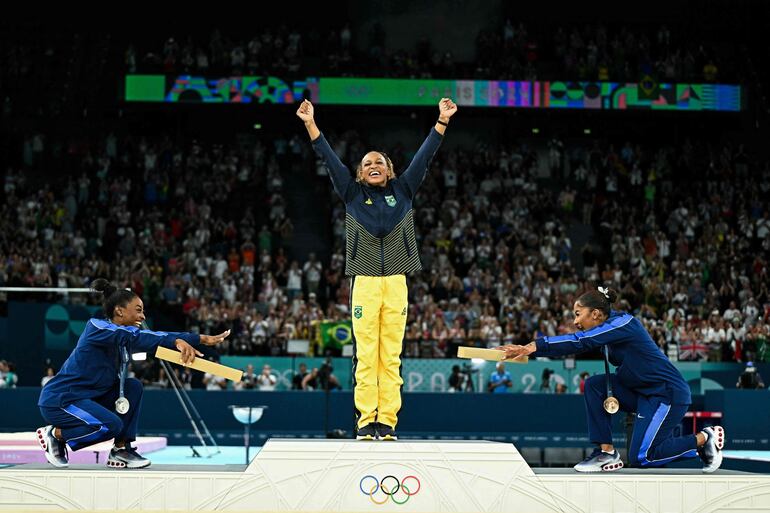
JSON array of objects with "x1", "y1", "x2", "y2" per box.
[{"x1": 678, "y1": 340, "x2": 709, "y2": 361}]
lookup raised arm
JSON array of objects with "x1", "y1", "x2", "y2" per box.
[
  {"x1": 296, "y1": 99, "x2": 321, "y2": 141},
  {"x1": 433, "y1": 97, "x2": 457, "y2": 136},
  {"x1": 296, "y1": 99, "x2": 355, "y2": 201},
  {"x1": 400, "y1": 98, "x2": 458, "y2": 197}
]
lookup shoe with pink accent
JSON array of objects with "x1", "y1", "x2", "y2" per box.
[
  {"x1": 699, "y1": 425, "x2": 725, "y2": 473},
  {"x1": 574, "y1": 448, "x2": 624, "y2": 472},
  {"x1": 106, "y1": 444, "x2": 151, "y2": 469},
  {"x1": 36, "y1": 425, "x2": 68, "y2": 468}
]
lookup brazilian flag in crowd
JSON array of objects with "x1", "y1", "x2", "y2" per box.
[{"x1": 318, "y1": 320, "x2": 353, "y2": 350}]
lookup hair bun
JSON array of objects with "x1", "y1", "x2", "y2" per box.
[
  {"x1": 597, "y1": 286, "x2": 618, "y2": 304},
  {"x1": 90, "y1": 278, "x2": 117, "y2": 298}
]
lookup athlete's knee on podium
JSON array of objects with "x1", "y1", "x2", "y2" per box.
[{"x1": 103, "y1": 414, "x2": 124, "y2": 439}]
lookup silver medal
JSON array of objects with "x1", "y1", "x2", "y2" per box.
[
  {"x1": 115, "y1": 397, "x2": 130, "y2": 414},
  {"x1": 603, "y1": 396, "x2": 620, "y2": 414}
]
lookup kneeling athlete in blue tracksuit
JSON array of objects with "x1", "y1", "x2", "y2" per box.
[
  {"x1": 499, "y1": 286, "x2": 725, "y2": 473},
  {"x1": 37, "y1": 278, "x2": 229, "y2": 468}
]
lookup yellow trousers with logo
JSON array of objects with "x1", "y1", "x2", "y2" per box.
[{"x1": 350, "y1": 274, "x2": 408, "y2": 430}]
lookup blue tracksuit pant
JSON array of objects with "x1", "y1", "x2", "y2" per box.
[
  {"x1": 39, "y1": 378, "x2": 143, "y2": 451},
  {"x1": 584, "y1": 374, "x2": 699, "y2": 467}
]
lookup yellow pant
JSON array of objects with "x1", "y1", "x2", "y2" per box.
[{"x1": 351, "y1": 275, "x2": 408, "y2": 430}]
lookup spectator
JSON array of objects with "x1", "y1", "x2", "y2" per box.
[
  {"x1": 303, "y1": 252, "x2": 322, "y2": 297},
  {"x1": 292, "y1": 362, "x2": 309, "y2": 390},
  {"x1": 578, "y1": 371, "x2": 590, "y2": 393},
  {"x1": 41, "y1": 366, "x2": 56, "y2": 387},
  {"x1": 487, "y1": 362, "x2": 512, "y2": 393},
  {"x1": 0, "y1": 360, "x2": 18, "y2": 388},
  {"x1": 203, "y1": 357, "x2": 228, "y2": 390},
  {"x1": 236, "y1": 363, "x2": 257, "y2": 390},
  {"x1": 256, "y1": 364, "x2": 277, "y2": 391}
]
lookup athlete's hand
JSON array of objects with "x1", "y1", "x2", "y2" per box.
[
  {"x1": 174, "y1": 339, "x2": 203, "y2": 364},
  {"x1": 296, "y1": 99, "x2": 314, "y2": 122},
  {"x1": 496, "y1": 342, "x2": 535, "y2": 360},
  {"x1": 200, "y1": 329, "x2": 231, "y2": 346},
  {"x1": 438, "y1": 97, "x2": 458, "y2": 120}
]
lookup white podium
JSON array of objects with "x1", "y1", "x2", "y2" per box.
[{"x1": 1, "y1": 439, "x2": 769, "y2": 512}]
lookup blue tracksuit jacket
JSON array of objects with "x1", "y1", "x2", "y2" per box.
[
  {"x1": 533, "y1": 310, "x2": 691, "y2": 405},
  {"x1": 38, "y1": 318, "x2": 200, "y2": 408}
]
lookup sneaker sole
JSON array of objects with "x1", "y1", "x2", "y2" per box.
[
  {"x1": 356, "y1": 435, "x2": 376, "y2": 441},
  {"x1": 711, "y1": 426, "x2": 725, "y2": 451},
  {"x1": 574, "y1": 461, "x2": 624, "y2": 473},
  {"x1": 602, "y1": 461, "x2": 624, "y2": 472},
  {"x1": 106, "y1": 459, "x2": 151, "y2": 469},
  {"x1": 703, "y1": 451, "x2": 723, "y2": 473},
  {"x1": 380, "y1": 435, "x2": 398, "y2": 441},
  {"x1": 36, "y1": 427, "x2": 68, "y2": 468}
]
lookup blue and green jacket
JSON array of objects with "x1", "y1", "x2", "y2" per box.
[{"x1": 312, "y1": 128, "x2": 443, "y2": 276}]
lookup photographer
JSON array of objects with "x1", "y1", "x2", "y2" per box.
[
  {"x1": 448, "y1": 365, "x2": 467, "y2": 392},
  {"x1": 318, "y1": 357, "x2": 342, "y2": 391},
  {"x1": 736, "y1": 361, "x2": 765, "y2": 389},
  {"x1": 540, "y1": 368, "x2": 554, "y2": 393},
  {"x1": 448, "y1": 363, "x2": 475, "y2": 392}
]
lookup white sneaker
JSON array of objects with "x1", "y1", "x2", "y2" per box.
[
  {"x1": 574, "y1": 448, "x2": 624, "y2": 472},
  {"x1": 699, "y1": 426, "x2": 725, "y2": 473},
  {"x1": 36, "y1": 425, "x2": 68, "y2": 468}
]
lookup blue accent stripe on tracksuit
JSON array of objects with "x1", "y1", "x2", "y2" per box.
[{"x1": 60, "y1": 404, "x2": 110, "y2": 448}]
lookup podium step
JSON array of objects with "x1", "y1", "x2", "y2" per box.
[{"x1": 1, "y1": 438, "x2": 769, "y2": 512}]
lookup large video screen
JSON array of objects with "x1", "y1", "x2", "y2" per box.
[{"x1": 125, "y1": 75, "x2": 741, "y2": 112}]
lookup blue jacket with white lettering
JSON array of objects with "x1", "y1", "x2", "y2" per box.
[
  {"x1": 38, "y1": 318, "x2": 200, "y2": 407},
  {"x1": 533, "y1": 311, "x2": 691, "y2": 404}
]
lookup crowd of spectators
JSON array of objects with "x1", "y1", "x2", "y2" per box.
[
  {"x1": 2, "y1": 122, "x2": 768, "y2": 368},
  {"x1": 316, "y1": 127, "x2": 770, "y2": 364},
  {"x1": 128, "y1": 20, "x2": 731, "y2": 82}
]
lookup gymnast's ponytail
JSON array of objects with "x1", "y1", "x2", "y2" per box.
[{"x1": 91, "y1": 278, "x2": 137, "y2": 320}]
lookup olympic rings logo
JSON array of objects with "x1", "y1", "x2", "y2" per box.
[{"x1": 359, "y1": 475, "x2": 421, "y2": 505}]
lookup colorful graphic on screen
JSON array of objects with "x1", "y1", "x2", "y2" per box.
[{"x1": 124, "y1": 75, "x2": 741, "y2": 112}]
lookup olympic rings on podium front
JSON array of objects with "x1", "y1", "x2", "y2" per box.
[{"x1": 359, "y1": 475, "x2": 421, "y2": 505}]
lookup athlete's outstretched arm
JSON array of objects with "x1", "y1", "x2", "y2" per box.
[
  {"x1": 400, "y1": 98, "x2": 457, "y2": 197},
  {"x1": 297, "y1": 99, "x2": 355, "y2": 201},
  {"x1": 296, "y1": 99, "x2": 320, "y2": 141}
]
